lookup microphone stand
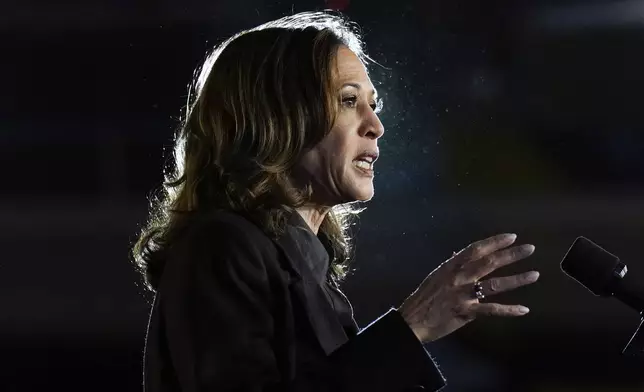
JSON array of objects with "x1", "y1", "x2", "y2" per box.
[{"x1": 623, "y1": 315, "x2": 644, "y2": 358}]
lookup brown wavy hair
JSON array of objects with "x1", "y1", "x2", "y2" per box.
[{"x1": 132, "y1": 11, "x2": 375, "y2": 292}]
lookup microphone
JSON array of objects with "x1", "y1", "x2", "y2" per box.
[
  {"x1": 561, "y1": 236, "x2": 644, "y2": 357},
  {"x1": 561, "y1": 236, "x2": 644, "y2": 313}
]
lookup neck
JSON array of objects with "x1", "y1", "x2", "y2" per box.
[{"x1": 295, "y1": 205, "x2": 330, "y2": 235}]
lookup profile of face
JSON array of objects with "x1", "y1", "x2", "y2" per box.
[{"x1": 295, "y1": 45, "x2": 385, "y2": 207}]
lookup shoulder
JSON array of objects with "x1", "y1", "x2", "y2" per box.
[
  {"x1": 155, "y1": 211, "x2": 286, "y2": 316},
  {"x1": 180, "y1": 210, "x2": 275, "y2": 252},
  {"x1": 161, "y1": 210, "x2": 282, "y2": 281}
]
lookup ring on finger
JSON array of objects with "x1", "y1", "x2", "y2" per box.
[{"x1": 472, "y1": 281, "x2": 485, "y2": 300}]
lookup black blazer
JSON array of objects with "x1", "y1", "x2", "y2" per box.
[{"x1": 143, "y1": 210, "x2": 446, "y2": 392}]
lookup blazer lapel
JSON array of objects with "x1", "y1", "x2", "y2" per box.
[{"x1": 273, "y1": 233, "x2": 350, "y2": 356}]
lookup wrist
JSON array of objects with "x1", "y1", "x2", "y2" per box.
[{"x1": 395, "y1": 306, "x2": 427, "y2": 343}]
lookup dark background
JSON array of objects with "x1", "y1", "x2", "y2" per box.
[{"x1": 3, "y1": 0, "x2": 644, "y2": 390}]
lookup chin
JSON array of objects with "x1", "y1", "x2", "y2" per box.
[
  {"x1": 350, "y1": 185, "x2": 375, "y2": 202},
  {"x1": 336, "y1": 189, "x2": 373, "y2": 204},
  {"x1": 334, "y1": 178, "x2": 375, "y2": 203}
]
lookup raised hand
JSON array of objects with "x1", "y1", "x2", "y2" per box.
[{"x1": 397, "y1": 233, "x2": 539, "y2": 343}]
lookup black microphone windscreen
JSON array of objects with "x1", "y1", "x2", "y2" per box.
[{"x1": 560, "y1": 236, "x2": 621, "y2": 297}]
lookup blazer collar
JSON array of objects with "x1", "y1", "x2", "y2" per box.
[
  {"x1": 283, "y1": 211, "x2": 330, "y2": 285},
  {"x1": 272, "y1": 211, "x2": 350, "y2": 355}
]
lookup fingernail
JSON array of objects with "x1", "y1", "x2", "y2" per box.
[
  {"x1": 526, "y1": 271, "x2": 540, "y2": 282},
  {"x1": 506, "y1": 233, "x2": 517, "y2": 241},
  {"x1": 518, "y1": 306, "x2": 530, "y2": 314},
  {"x1": 524, "y1": 244, "x2": 536, "y2": 254}
]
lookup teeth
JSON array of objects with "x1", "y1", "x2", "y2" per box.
[{"x1": 353, "y1": 160, "x2": 373, "y2": 170}]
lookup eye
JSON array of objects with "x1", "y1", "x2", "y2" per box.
[
  {"x1": 341, "y1": 95, "x2": 358, "y2": 108},
  {"x1": 370, "y1": 98, "x2": 383, "y2": 114}
]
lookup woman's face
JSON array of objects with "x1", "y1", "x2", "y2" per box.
[{"x1": 296, "y1": 45, "x2": 385, "y2": 206}]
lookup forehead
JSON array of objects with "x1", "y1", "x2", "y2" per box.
[{"x1": 333, "y1": 46, "x2": 375, "y2": 91}]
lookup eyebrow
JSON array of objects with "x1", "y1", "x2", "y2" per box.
[{"x1": 341, "y1": 82, "x2": 378, "y2": 99}]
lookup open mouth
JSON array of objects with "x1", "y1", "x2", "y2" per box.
[
  {"x1": 353, "y1": 158, "x2": 373, "y2": 171},
  {"x1": 352, "y1": 150, "x2": 378, "y2": 175}
]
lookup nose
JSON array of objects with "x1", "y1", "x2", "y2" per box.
[{"x1": 361, "y1": 108, "x2": 385, "y2": 140}]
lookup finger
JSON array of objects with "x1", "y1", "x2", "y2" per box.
[
  {"x1": 463, "y1": 244, "x2": 535, "y2": 281},
  {"x1": 479, "y1": 271, "x2": 540, "y2": 297},
  {"x1": 455, "y1": 233, "x2": 517, "y2": 264},
  {"x1": 468, "y1": 302, "x2": 530, "y2": 317}
]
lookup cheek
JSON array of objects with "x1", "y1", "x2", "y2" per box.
[
  {"x1": 325, "y1": 143, "x2": 353, "y2": 181},
  {"x1": 300, "y1": 119, "x2": 357, "y2": 183},
  {"x1": 326, "y1": 124, "x2": 355, "y2": 164},
  {"x1": 293, "y1": 146, "x2": 320, "y2": 181},
  {"x1": 314, "y1": 133, "x2": 350, "y2": 170},
  {"x1": 298, "y1": 144, "x2": 341, "y2": 178}
]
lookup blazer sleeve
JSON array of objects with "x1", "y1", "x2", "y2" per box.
[
  {"x1": 330, "y1": 308, "x2": 446, "y2": 391},
  {"x1": 157, "y1": 221, "x2": 446, "y2": 392}
]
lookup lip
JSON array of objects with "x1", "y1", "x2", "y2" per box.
[
  {"x1": 353, "y1": 164, "x2": 374, "y2": 178},
  {"x1": 354, "y1": 149, "x2": 379, "y2": 163}
]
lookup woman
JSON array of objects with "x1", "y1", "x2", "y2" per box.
[{"x1": 133, "y1": 11, "x2": 539, "y2": 392}]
